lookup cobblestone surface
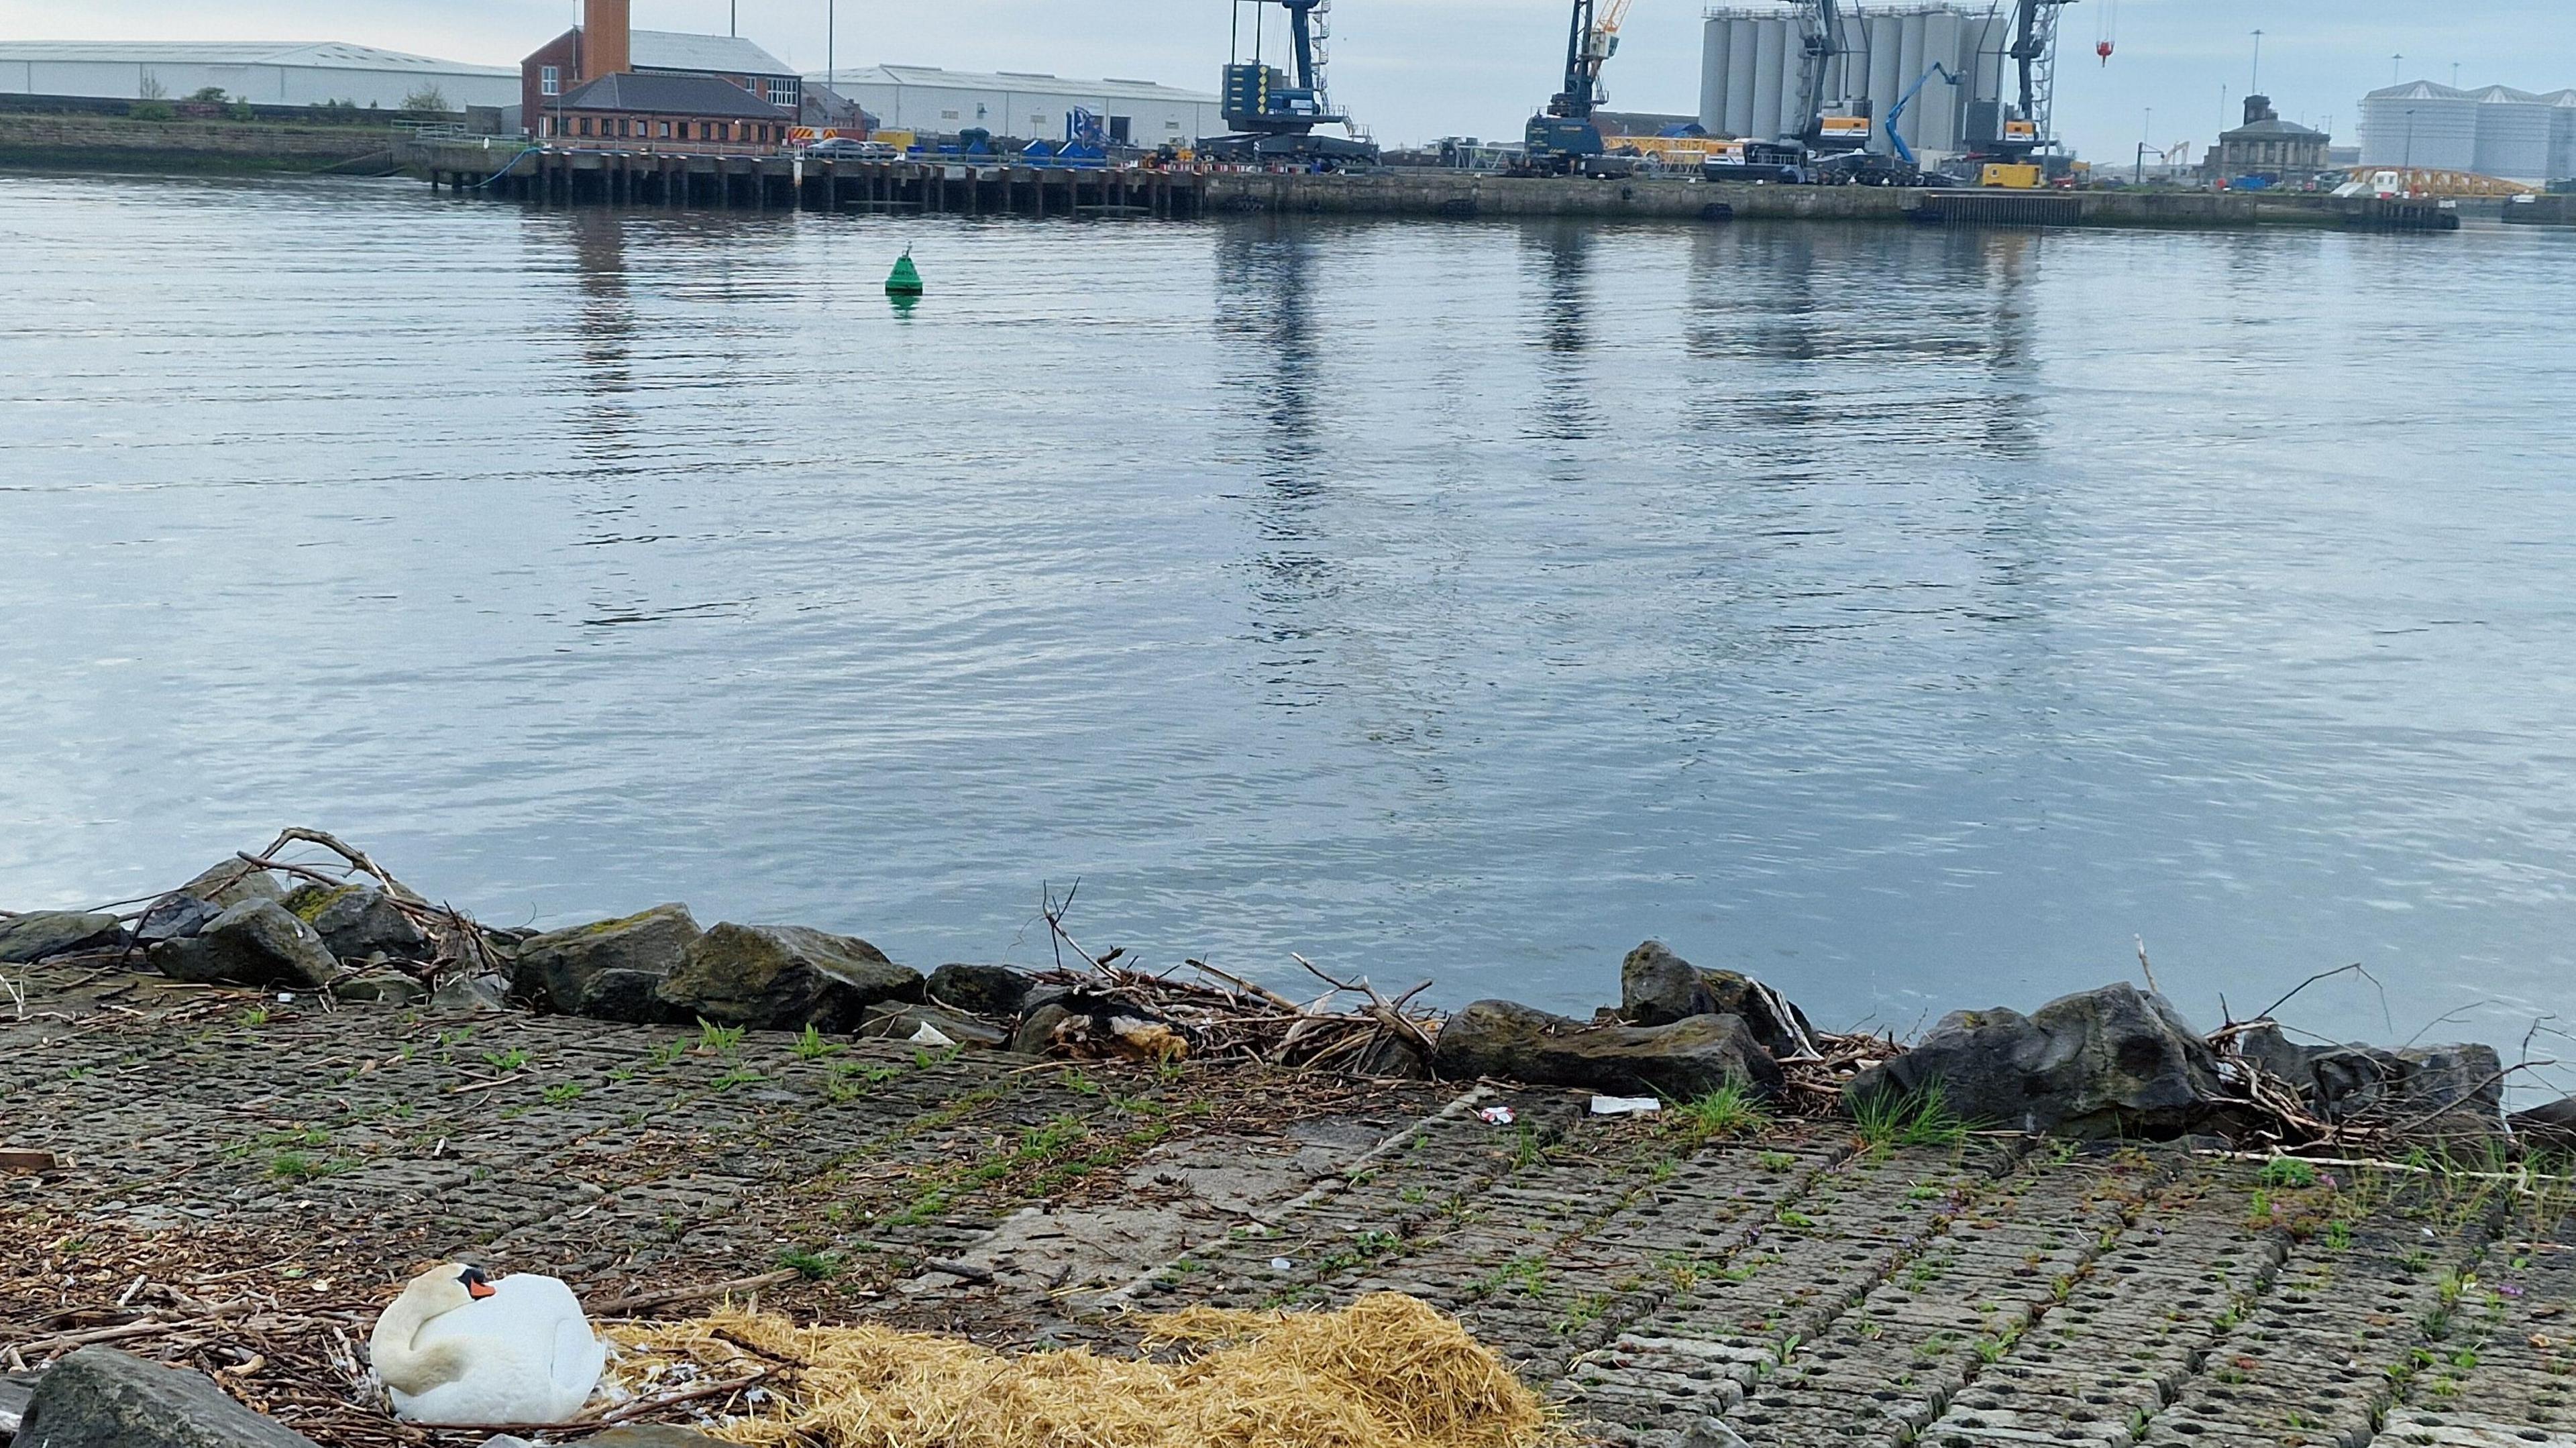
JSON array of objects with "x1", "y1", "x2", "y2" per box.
[{"x1": 5, "y1": 960, "x2": 2571, "y2": 1447}]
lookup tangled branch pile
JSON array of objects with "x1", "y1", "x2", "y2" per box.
[{"x1": 608, "y1": 1292, "x2": 1559, "y2": 1448}]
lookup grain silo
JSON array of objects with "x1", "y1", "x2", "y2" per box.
[
  {"x1": 2470, "y1": 87, "x2": 2553, "y2": 180},
  {"x1": 1699, "y1": 2, "x2": 2014, "y2": 160},
  {"x1": 2360, "y1": 82, "x2": 2479, "y2": 170},
  {"x1": 2552, "y1": 91, "x2": 2576, "y2": 182}
]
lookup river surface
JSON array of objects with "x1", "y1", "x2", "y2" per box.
[{"x1": 5, "y1": 172, "x2": 2573, "y2": 1062}]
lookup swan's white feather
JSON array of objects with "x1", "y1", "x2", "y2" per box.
[{"x1": 388, "y1": 1273, "x2": 602, "y2": 1425}]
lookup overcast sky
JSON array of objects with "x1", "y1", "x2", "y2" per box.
[{"x1": 11, "y1": 1, "x2": 2573, "y2": 158}]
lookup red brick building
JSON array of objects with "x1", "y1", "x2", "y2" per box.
[
  {"x1": 542, "y1": 70, "x2": 794, "y2": 150},
  {"x1": 522, "y1": 0, "x2": 800, "y2": 148}
]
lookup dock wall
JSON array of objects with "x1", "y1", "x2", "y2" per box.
[{"x1": 0, "y1": 112, "x2": 405, "y2": 172}]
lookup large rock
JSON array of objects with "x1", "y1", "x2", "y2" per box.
[
  {"x1": 925, "y1": 962, "x2": 1034, "y2": 1017},
  {"x1": 18, "y1": 1345, "x2": 321, "y2": 1447},
  {"x1": 1846, "y1": 983, "x2": 2220, "y2": 1139},
  {"x1": 147, "y1": 900, "x2": 339, "y2": 990},
  {"x1": 658, "y1": 923, "x2": 922, "y2": 1032},
  {"x1": 132, "y1": 859, "x2": 282, "y2": 947},
  {"x1": 509, "y1": 904, "x2": 700, "y2": 1023},
  {"x1": 133, "y1": 895, "x2": 223, "y2": 946},
  {"x1": 2512, "y1": 1097, "x2": 2576, "y2": 1154},
  {"x1": 282, "y1": 883, "x2": 427, "y2": 961},
  {"x1": 0, "y1": 911, "x2": 125, "y2": 964},
  {"x1": 1432, "y1": 999, "x2": 1783, "y2": 1101},
  {"x1": 2231, "y1": 1025, "x2": 2506, "y2": 1143},
  {"x1": 174, "y1": 858, "x2": 284, "y2": 910},
  {"x1": 1618, "y1": 940, "x2": 1817, "y2": 1058}
]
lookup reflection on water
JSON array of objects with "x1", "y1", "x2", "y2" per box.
[{"x1": 5, "y1": 174, "x2": 2575, "y2": 1072}]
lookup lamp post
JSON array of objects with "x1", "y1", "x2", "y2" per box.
[
  {"x1": 2403, "y1": 109, "x2": 2415, "y2": 168},
  {"x1": 828, "y1": 0, "x2": 835, "y2": 84}
]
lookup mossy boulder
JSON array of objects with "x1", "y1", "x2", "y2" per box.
[
  {"x1": 0, "y1": 911, "x2": 125, "y2": 963},
  {"x1": 146, "y1": 899, "x2": 339, "y2": 990},
  {"x1": 659, "y1": 923, "x2": 921, "y2": 1032},
  {"x1": 510, "y1": 904, "x2": 699, "y2": 1023},
  {"x1": 281, "y1": 883, "x2": 427, "y2": 962},
  {"x1": 1432, "y1": 999, "x2": 1782, "y2": 1100}
]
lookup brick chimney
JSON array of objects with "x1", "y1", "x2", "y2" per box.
[{"x1": 584, "y1": 0, "x2": 631, "y2": 78}]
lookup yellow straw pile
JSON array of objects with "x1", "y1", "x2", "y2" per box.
[{"x1": 608, "y1": 1291, "x2": 1559, "y2": 1448}]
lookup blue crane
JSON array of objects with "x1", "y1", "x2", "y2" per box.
[{"x1": 1882, "y1": 60, "x2": 1964, "y2": 168}]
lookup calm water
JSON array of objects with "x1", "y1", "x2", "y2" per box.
[{"x1": 6, "y1": 173, "x2": 2574, "y2": 1060}]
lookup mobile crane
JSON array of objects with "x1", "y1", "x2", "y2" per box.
[
  {"x1": 1203, "y1": 0, "x2": 1377, "y2": 163},
  {"x1": 1522, "y1": 0, "x2": 1635, "y2": 174}
]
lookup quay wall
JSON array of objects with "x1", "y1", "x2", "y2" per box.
[
  {"x1": 0, "y1": 112, "x2": 404, "y2": 172},
  {"x1": 1202, "y1": 170, "x2": 2359, "y2": 229}
]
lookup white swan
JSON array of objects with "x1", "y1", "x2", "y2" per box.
[{"x1": 370, "y1": 1262, "x2": 606, "y2": 1425}]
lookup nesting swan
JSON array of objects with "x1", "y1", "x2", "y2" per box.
[{"x1": 369, "y1": 1262, "x2": 606, "y2": 1424}]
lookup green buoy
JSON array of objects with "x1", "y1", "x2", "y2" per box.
[{"x1": 885, "y1": 246, "x2": 923, "y2": 296}]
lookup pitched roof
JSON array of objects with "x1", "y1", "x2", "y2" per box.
[
  {"x1": 559, "y1": 70, "x2": 790, "y2": 117},
  {"x1": 0, "y1": 40, "x2": 511, "y2": 74},
  {"x1": 2222, "y1": 117, "x2": 2327, "y2": 141},
  {"x1": 629, "y1": 30, "x2": 794, "y2": 78},
  {"x1": 813, "y1": 64, "x2": 1217, "y2": 105},
  {"x1": 2366, "y1": 80, "x2": 2469, "y2": 102}
]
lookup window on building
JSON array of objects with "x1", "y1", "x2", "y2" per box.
[
  {"x1": 658, "y1": 120, "x2": 671, "y2": 138},
  {"x1": 1166, "y1": 119, "x2": 1182, "y2": 131},
  {"x1": 765, "y1": 79, "x2": 798, "y2": 107},
  {"x1": 941, "y1": 109, "x2": 960, "y2": 121},
  {"x1": 578, "y1": 117, "x2": 594, "y2": 136},
  {"x1": 1108, "y1": 115, "x2": 1130, "y2": 144},
  {"x1": 540, "y1": 65, "x2": 559, "y2": 97}
]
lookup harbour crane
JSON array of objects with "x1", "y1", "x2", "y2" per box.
[
  {"x1": 1522, "y1": 0, "x2": 1637, "y2": 173},
  {"x1": 1204, "y1": 0, "x2": 1377, "y2": 162}
]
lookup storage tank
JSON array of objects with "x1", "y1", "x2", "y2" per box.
[
  {"x1": 1698, "y1": 2, "x2": 1998, "y2": 155},
  {"x1": 2471, "y1": 87, "x2": 2553, "y2": 180},
  {"x1": 2552, "y1": 91, "x2": 2576, "y2": 182},
  {"x1": 2361, "y1": 82, "x2": 2477, "y2": 169}
]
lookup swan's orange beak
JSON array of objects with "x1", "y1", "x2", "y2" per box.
[{"x1": 466, "y1": 1278, "x2": 496, "y2": 1299}]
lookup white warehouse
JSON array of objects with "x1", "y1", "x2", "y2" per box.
[
  {"x1": 810, "y1": 64, "x2": 1224, "y2": 144},
  {"x1": 0, "y1": 41, "x2": 519, "y2": 111}
]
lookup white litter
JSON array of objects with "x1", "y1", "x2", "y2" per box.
[
  {"x1": 1477, "y1": 1105, "x2": 1517, "y2": 1125},
  {"x1": 1270, "y1": 1257, "x2": 1293, "y2": 1272},
  {"x1": 910, "y1": 1021, "x2": 957, "y2": 1048},
  {"x1": 1589, "y1": 1095, "x2": 1662, "y2": 1117}
]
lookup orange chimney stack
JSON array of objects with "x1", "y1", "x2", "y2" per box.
[{"x1": 584, "y1": 0, "x2": 631, "y2": 77}]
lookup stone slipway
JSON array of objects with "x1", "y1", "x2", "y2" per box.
[{"x1": 5, "y1": 956, "x2": 2572, "y2": 1447}]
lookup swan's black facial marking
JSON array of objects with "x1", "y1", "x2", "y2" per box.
[{"x1": 458, "y1": 1266, "x2": 496, "y2": 1299}]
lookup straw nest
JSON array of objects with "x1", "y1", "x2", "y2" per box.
[{"x1": 606, "y1": 1291, "x2": 1562, "y2": 1448}]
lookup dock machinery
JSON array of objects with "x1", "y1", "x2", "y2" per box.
[
  {"x1": 1522, "y1": 0, "x2": 1636, "y2": 174},
  {"x1": 1960, "y1": 0, "x2": 2074, "y2": 179},
  {"x1": 1201, "y1": 0, "x2": 1378, "y2": 164}
]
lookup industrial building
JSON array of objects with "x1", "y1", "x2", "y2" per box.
[
  {"x1": 2361, "y1": 80, "x2": 2576, "y2": 181},
  {"x1": 522, "y1": 27, "x2": 800, "y2": 133},
  {"x1": 0, "y1": 40, "x2": 517, "y2": 111},
  {"x1": 1699, "y1": 3, "x2": 2026, "y2": 160},
  {"x1": 2208, "y1": 95, "x2": 2330, "y2": 181},
  {"x1": 810, "y1": 65, "x2": 1223, "y2": 144}
]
